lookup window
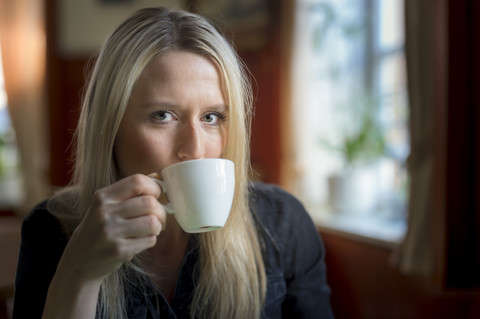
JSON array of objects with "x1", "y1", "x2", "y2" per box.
[
  {"x1": 0, "y1": 45, "x2": 23, "y2": 207},
  {"x1": 291, "y1": 0, "x2": 408, "y2": 243}
]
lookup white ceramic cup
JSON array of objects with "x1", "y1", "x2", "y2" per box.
[{"x1": 153, "y1": 158, "x2": 235, "y2": 233}]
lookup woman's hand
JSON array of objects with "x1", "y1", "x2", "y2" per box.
[
  {"x1": 63, "y1": 174, "x2": 166, "y2": 281},
  {"x1": 42, "y1": 174, "x2": 165, "y2": 319}
]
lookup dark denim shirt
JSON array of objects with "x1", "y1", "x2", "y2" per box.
[{"x1": 13, "y1": 182, "x2": 334, "y2": 318}]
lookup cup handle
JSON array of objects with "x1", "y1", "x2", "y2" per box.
[{"x1": 151, "y1": 178, "x2": 175, "y2": 214}]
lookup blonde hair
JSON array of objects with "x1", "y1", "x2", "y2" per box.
[{"x1": 48, "y1": 7, "x2": 266, "y2": 319}]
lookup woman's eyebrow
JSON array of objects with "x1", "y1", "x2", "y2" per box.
[
  {"x1": 140, "y1": 102, "x2": 229, "y2": 110},
  {"x1": 140, "y1": 101, "x2": 178, "y2": 109},
  {"x1": 207, "y1": 104, "x2": 229, "y2": 111}
]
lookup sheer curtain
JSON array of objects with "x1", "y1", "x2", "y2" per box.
[
  {"x1": 0, "y1": 0, "x2": 50, "y2": 215},
  {"x1": 279, "y1": 0, "x2": 297, "y2": 193},
  {"x1": 391, "y1": 0, "x2": 447, "y2": 277}
]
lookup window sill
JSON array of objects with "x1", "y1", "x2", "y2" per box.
[{"x1": 308, "y1": 204, "x2": 407, "y2": 249}]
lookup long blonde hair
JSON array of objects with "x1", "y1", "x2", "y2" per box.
[{"x1": 48, "y1": 7, "x2": 266, "y2": 319}]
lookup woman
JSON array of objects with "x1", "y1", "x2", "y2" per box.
[{"x1": 13, "y1": 7, "x2": 333, "y2": 319}]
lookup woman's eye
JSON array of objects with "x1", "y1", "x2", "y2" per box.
[
  {"x1": 204, "y1": 113, "x2": 218, "y2": 124},
  {"x1": 153, "y1": 111, "x2": 173, "y2": 122},
  {"x1": 203, "y1": 112, "x2": 226, "y2": 125}
]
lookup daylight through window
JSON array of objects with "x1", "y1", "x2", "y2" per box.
[{"x1": 291, "y1": 0, "x2": 409, "y2": 242}]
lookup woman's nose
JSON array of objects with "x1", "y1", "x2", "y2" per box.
[{"x1": 176, "y1": 122, "x2": 206, "y2": 160}]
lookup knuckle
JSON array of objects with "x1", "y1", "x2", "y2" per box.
[
  {"x1": 144, "y1": 214, "x2": 159, "y2": 231},
  {"x1": 129, "y1": 174, "x2": 146, "y2": 194},
  {"x1": 136, "y1": 214, "x2": 161, "y2": 237},
  {"x1": 95, "y1": 205, "x2": 112, "y2": 226},
  {"x1": 141, "y1": 195, "x2": 158, "y2": 209},
  {"x1": 146, "y1": 236, "x2": 157, "y2": 247},
  {"x1": 92, "y1": 190, "x2": 107, "y2": 206}
]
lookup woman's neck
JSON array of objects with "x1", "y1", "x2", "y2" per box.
[
  {"x1": 150, "y1": 214, "x2": 190, "y2": 257},
  {"x1": 143, "y1": 215, "x2": 191, "y2": 302}
]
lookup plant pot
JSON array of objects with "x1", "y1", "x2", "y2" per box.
[{"x1": 328, "y1": 162, "x2": 379, "y2": 215}]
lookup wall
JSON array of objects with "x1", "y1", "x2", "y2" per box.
[
  {"x1": 0, "y1": 217, "x2": 21, "y2": 319},
  {"x1": 57, "y1": 0, "x2": 183, "y2": 57}
]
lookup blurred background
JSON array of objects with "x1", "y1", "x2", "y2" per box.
[{"x1": 0, "y1": 0, "x2": 479, "y2": 318}]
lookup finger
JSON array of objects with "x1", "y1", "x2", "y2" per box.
[
  {"x1": 147, "y1": 172, "x2": 161, "y2": 180},
  {"x1": 110, "y1": 195, "x2": 166, "y2": 222},
  {"x1": 94, "y1": 174, "x2": 162, "y2": 204},
  {"x1": 119, "y1": 214, "x2": 163, "y2": 238},
  {"x1": 104, "y1": 196, "x2": 167, "y2": 239}
]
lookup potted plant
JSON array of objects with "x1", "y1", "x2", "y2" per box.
[
  {"x1": 325, "y1": 99, "x2": 386, "y2": 215},
  {"x1": 0, "y1": 129, "x2": 23, "y2": 207}
]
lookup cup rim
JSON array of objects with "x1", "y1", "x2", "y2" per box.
[{"x1": 160, "y1": 158, "x2": 234, "y2": 174}]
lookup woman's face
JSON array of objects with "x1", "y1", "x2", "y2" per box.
[{"x1": 114, "y1": 50, "x2": 228, "y2": 177}]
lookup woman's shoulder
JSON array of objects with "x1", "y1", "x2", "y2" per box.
[
  {"x1": 24, "y1": 199, "x2": 59, "y2": 225},
  {"x1": 249, "y1": 182, "x2": 311, "y2": 221},
  {"x1": 249, "y1": 182, "x2": 301, "y2": 207},
  {"x1": 248, "y1": 182, "x2": 318, "y2": 239},
  {"x1": 22, "y1": 200, "x2": 53, "y2": 225},
  {"x1": 249, "y1": 185, "x2": 333, "y2": 319},
  {"x1": 14, "y1": 200, "x2": 71, "y2": 318},
  {"x1": 21, "y1": 199, "x2": 69, "y2": 245}
]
